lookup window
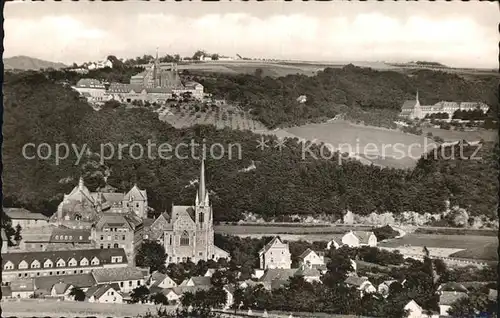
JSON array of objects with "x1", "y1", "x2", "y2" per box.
[
  {"x1": 91, "y1": 258, "x2": 100, "y2": 266},
  {"x1": 107, "y1": 244, "x2": 111, "y2": 249},
  {"x1": 199, "y1": 252, "x2": 203, "y2": 256},
  {"x1": 120, "y1": 282, "x2": 124, "y2": 288},
  {"x1": 113, "y1": 243, "x2": 119, "y2": 248},
  {"x1": 100, "y1": 235, "x2": 104, "y2": 240},
  {"x1": 129, "y1": 281, "x2": 132, "y2": 287},
  {"x1": 100, "y1": 244, "x2": 104, "y2": 249},
  {"x1": 49, "y1": 271, "x2": 53, "y2": 276},
  {"x1": 55, "y1": 235, "x2": 59, "y2": 240},
  {"x1": 107, "y1": 235, "x2": 111, "y2": 241},
  {"x1": 122, "y1": 235, "x2": 126, "y2": 240},
  {"x1": 169, "y1": 235, "x2": 172, "y2": 245},
  {"x1": 199, "y1": 212, "x2": 204, "y2": 223},
  {"x1": 180, "y1": 231, "x2": 189, "y2": 246},
  {"x1": 137, "y1": 280, "x2": 140, "y2": 286}
]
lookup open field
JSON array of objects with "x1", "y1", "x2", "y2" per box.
[
  {"x1": 450, "y1": 242, "x2": 498, "y2": 261},
  {"x1": 1, "y1": 299, "x2": 171, "y2": 318},
  {"x1": 378, "y1": 233, "x2": 497, "y2": 250},
  {"x1": 215, "y1": 224, "x2": 373, "y2": 236}
]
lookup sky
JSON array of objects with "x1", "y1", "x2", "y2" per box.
[{"x1": 4, "y1": 1, "x2": 499, "y2": 68}]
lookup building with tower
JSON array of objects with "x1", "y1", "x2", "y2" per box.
[
  {"x1": 52, "y1": 178, "x2": 149, "y2": 229},
  {"x1": 159, "y1": 160, "x2": 230, "y2": 264},
  {"x1": 130, "y1": 48, "x2": 183, "y2": 89},
  {"x1": 399, "y1": 91, "x2": 489, "y2": 120}
]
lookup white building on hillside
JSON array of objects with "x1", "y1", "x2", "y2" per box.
[
  {"x1": 341, "y1": 231, "x2": 377, "y2": 248},
  {"x1": 258, "y1": 236, "x2": 292, "y2": 269}
]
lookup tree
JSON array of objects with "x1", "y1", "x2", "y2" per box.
[
  {"x1": 210, "y1": 269, "x2": 238, "y2": 288},
  {"x1": 322, "y1": 251, "x2": 353, "y2": 286},
  {"x1": 211, "y1": 54, "x2": 219, "y2": 61},
  {"x1": 135, "y1": 241, "x2": 167, "y2": 273},
  {"x1": 181, "y1": 291, "x2": 196, "y2": 307},
  {"x1": 102, "y1": 99, "x2": 122, "y2": 110},
  {"x1": 447, "y1": 291, "x2": 494, "y2": 318},
  {"x1": 130, "y1": 285, "x2": 150, "y2": 303},
  {"x1": 69, "y1": 286, "x2": 86, "y2": 301},
  {"x1": 14, "y1": 224, "x2": 22, "y2": 244},
  {"x1": 192, "y1": 50, "x2": 208, "y2": 61},
  {"x1": 150, "y1": 292, "x2": 169, "y2": 305}
]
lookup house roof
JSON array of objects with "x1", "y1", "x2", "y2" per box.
[
  {"x1": 86, "y1": 283, "x2": 121, "y2": 299},
  {"x1": 76, "y1": 78, "x2": 105, "y2": 88},
  {"x1": 92, "y1": 267, "x2": 145, "y2": 283},
  {"x1": 344, "y1": 276, "x2": 370, "y2": 287},
  {"x1": 295, "y1": 268, "x2": 321, "y2": 277},
  {"x1": 94, "y1": 213, "x2": 143, "y2": 231},
  {"x1": 81, "y1": 92, "x2": 92, "y2": 97},
  {"x1": 258, "y1": 237, "x2": 287, "y2": 255},
  {"x1": 171, "y1": 285, "x2": 210, "y2": 295},
  {"x1": 259, "y1": 269, "x2": 297, "y2": 283},
  {"x1": 3, "y1": 208, "x2": 49, "y2": 220},
  {"x1": 171, "y1": 205, "x2": 196, "y2": 223},
  {"x1": 438, "y1": 282, "x2": 468, "y2": 293},
  {"x1": 145, "y1": 87, "x2": 172, "y2": 94},
  {"x1": 439, "y1": 291, "x2": 468, "y2": 306},
  {"x1": 298, "y1": 248, "x2": 314, "y2": 260},
  {"x1": 401, "y1": 100, "x2": 418, "y2": 111},
  {"x1": 52, "y1": 282, "x2": 72, "y2": 295},
  {"x1": 183, "y1": 276, "x2": 212, "y2": 287},
  {"x1": 124, "y1": 185, "x2": 147, "y2": 201},
  {"x1": 34, "y1": 273, "x2": 96, "y2": 291},
  {"x1": 10, "y1": 279, "x2": 35, "y2": 292},
  {"x1": 2, "y1": 248, "x2": 128, "y2": 270}
]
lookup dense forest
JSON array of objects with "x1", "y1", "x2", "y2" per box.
[{"x1": 3, "y1": 72, "x2": 498, "y2": 222}]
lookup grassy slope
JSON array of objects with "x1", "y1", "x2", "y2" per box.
[{"x1": 450, "y1": 243, "x2": 499, "y2": 261}]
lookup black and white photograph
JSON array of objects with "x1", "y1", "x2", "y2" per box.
[{"x1": 1, "y1": 1, "x2": 498, "y2": 317}]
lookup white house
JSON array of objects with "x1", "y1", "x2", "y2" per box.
[
  {"x1": 258, "y1": 237, "x2": 292, "y2": 270},
  {"x1": 10, "y1": 280, "x2": 35, "y2": 299},
  {"x1": 439, "y1": 291, "x2": 468, "y2": 316},
  {"x1": 341, "y1": 231, "x2": 377, "y2": 248},
  {"x1": 204, "y1": 269, "x2": 216, "y2": 277},
  {"x1": 50, "y1": 282, "x2": 74, "y2": 300},
  {"x1": 344, "y1": 276, "x2": 376, "y2": 297},
  {"x1": 297, "y1": 249, "x2": 325, "y2": 269},
  {"x1": 86, "y1": 284, "x2": 123, "y2": 303},
  {"x1": 404, "y1": 300, "x2": 439, "y2": 318},
  {"x1": 91, "y1": 267, "x2": 146, "y2": 293},
  {"x1": 147, "y1": 272, "x2": 177, "y2": 289}
]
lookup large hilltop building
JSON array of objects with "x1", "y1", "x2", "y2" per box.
[
  {"x1": 159, "y1": 160, "x2": 229, "y2": 264},
  {"x1": 399, "y1": 92, "x2": 489, "y2": 120}
]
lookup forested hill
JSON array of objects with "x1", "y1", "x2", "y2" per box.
[
  {"x1": 195, "y1": 65, "x2": 499, "y2": 128},
  {"x1": 3, "y1": 72, "x2": 498, "y2": 221}
]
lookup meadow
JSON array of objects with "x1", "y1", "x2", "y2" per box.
[
  {"x1": 1, "y1": 299, "x2": 172, "y2": 318},
  {"x1": 214, "y1": 224, "x2": 373, "y2": 236},
  {"x1": 421, "y1": 127, "x2": 497, "y2": 143},
  {"x1": 378, "y1": 233, "x2": 497, "y2": 250}
]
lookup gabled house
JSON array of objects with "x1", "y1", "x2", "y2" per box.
[
  {"x1": 50, "y1": 282, "x2": 74, "y2": 300},
  {"x1": 326, "y1": 235, "x2": 345, "y2": 250},
  {"x1": 258, "y1": 268, "x2": 297, "y2": 290},
  {"x1": 258, "y1": 237, "x2": 292, "y2": 269},
  {"x1": 404, "y1": 300, "x2": 439, "y2": 318},
  {"x1": 204, "y1": 268, "x2": 216, "y2": 277},
  {"x1": 341, "y1": 231, "x2": 377, "y2": 248},
  {"x1": 294, "y1": 267, "x2": 322, "y2": 283},
  {"x1": 344, "y1": 276, "x2": 376, "y2": 297},
  {"x1": 179, "y1": 276, "x2": 212, "y2": 288},
  {"x1": 378, "y1": 279, "x2": 405, "y2": 297},
  {"x1": 86, "y1": 283, "x2": 123, "y2": 303},
  {"x1": 297, "y1": 249, "x2": 325, "y2": 269},
  {"x1": 147, "y1": 271, "x2": 177, "y2": 291},
  {"x1": 91, "y1": 267, "x2": 145, "y2": 292},
  {"x1": 439, "y1": 291, "x2": 468, "y2": 316}
]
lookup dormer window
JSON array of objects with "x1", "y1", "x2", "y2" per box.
[
  {"x1": 18, "y1": 260, "x2": 28, "y2": 270},
  {"x1": 80, "y1": 258, "x2": 89, "y2": 266},
  {"x1": 56, "y1": 259, "x2": 66, "y2": 267},
  {"x1": 91, "y1": 257, "x2": 100, "y2": 266},
  {"x1": 4, "y1": 261, "x2": 14, "y2": 270},
  {"x1": 44, "y1": 259, "x2": 53, "y2": 268}
]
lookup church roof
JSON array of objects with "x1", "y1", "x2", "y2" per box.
[
  {"x1": 124, "y1": 185, "x2": 147, "y2": 201},
  {"x1": 401, "y1": 100, "x2": 418, "y2": 111},
  {"x1": 171, "y1": 205, "x2": 196, "y2": 223}
]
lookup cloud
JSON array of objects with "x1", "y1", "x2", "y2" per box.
[{"x1": 4, "y1": 10, "x2": 497, "y2": 68}]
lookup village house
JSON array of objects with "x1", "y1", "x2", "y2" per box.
[
  {"x1": 87, "y1": 58, "x2": 113, "y2": 70},
  {"x1": 204, "y1": 268, "x2": 216, "y2": 277},
  {"x1": 34, "y1": 273, "x2": 96, "y2": 296},
  {"x1": 404, "y1": 300, "x2": 440, "y2": 318},
  {"x1": 377, "y1": 279, "x2": 406, "y2": 297},
  {"x1": 91, "y1": 267, "x2": 146, "y2": 293},
  {"x1": 294, "y1": 267, "x2": 322, "y2": 283},
  {"x1": 1, "y1": 248, "x2": 128, "y2": 282},
  {"x1": 258, "y1": 236, "x2": 292, "y2": 269},
  {"x1": 258, "y1": 268, "x2": 297, "y2": 290},
  {"x1": 49, "y1": 281, "x2": 74, "y2": 300},
  {"x1": 341, "y1": 231, "x2": 377, "y2": 248},
  {"x1": 180, "y1": 276, "x2": 212, "y2": 288},
  {"x1": 143, "y1": 212, "x2": 169, "y2": 242},
  {"x1": 86, "y1": 283, "x2": 124, "y2": 303},
  {"x1": 9, "y1": 279, "x2": 36, "y2": 298},
  {"x1": 147, "y1": 271, "x2": 178, "y2": 291},
  {"x1": 71, "y1": 78, "x2": 110, "y2": 105},
  {"x1": 4, "y1": 208, "x2": 50, "y2": 229},
  {"x1": 344, "y1": 276, "x2": 376, "y2": 297},
  {"x1": 297, "y1": 248, "x2": 326, "y2": 269},
  {"x1": 438, "y1": 291, "x2": 468, "y2": 316}
]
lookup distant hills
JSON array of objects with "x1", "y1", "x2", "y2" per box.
[{"x1": 4, "y1": 55, "x2": 67, "y2": 70}]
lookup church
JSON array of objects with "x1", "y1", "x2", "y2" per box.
[{"x1": 158, "y1": 160, "x2": 230, "y2": 264}]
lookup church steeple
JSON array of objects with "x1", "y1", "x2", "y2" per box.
[
  {"x1": 196, "y1": 159, "x2": 209, "y2": 206},
  {"x1": 416, "y1": 90, "x2": 419, "y2": 102},
  {"x1": 78, "y1": 176, "x2": 84, "y2": 191}
]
